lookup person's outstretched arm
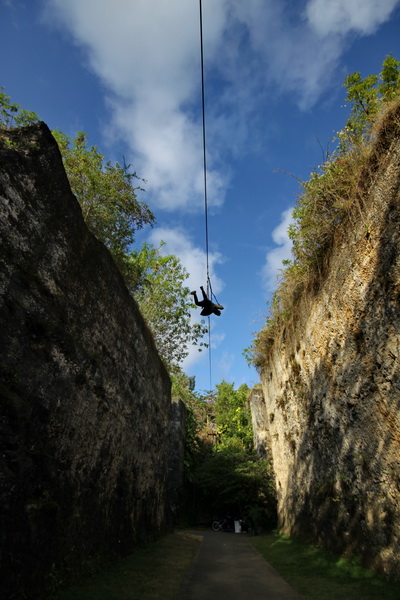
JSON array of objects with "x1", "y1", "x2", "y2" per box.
[{"x1": 191, "y1": 290, "x2": 202, "y2": 306}]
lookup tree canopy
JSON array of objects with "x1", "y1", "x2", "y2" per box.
[
  {"x1": 52, "y1": 131, "x2": 154, "y2": 260},
  {"x1": 213, "y1": 381, "x2": 253, "y2": 450},
  {"x1": 0, "y1": 87, "x2": 39, "y2": 128},
  {"x1": 182, "y1": 381, "x2": 277, "y2": 527},
  {"x1": 341, "y1": 54, "x2": 400, "y2": 147}
]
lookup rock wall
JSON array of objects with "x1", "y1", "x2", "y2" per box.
[
  {"x1": 255, "y1": 106, "x2": 400, "y2": 577},
  {"x1": 0, "y1": 123, "x2": 172, "y2": 598},
  {"x1": 168, "y1": 398, "x2": 187, "y2": 520},
  {"x1": 249, "y1": 387, "x2": 270, "y2": 457}
]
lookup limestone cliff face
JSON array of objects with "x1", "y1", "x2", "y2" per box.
[
  {"x1": 0, "y1": 123, "x2": 172, "y2": 598},
  {"x1": 255, "y1": 108, "x2": 400, "y2": 577}
]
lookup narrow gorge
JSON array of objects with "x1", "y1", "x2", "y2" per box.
[{"x1": 1, "y1": 104, "x2": 400, "y2": 599}]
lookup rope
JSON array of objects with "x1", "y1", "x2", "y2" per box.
[
  {"x1": 207, "y1": 275, "x2": 220, "y2": 306},
  {"x1": 199, "y1": 0, "x2": 210, "y2": 296},
  {"x1": 199, "y1": 0, "x2": 212, "y2": 389},
  {"x1": 207, "y1": 315, "x2": 212, "y2": 389}
]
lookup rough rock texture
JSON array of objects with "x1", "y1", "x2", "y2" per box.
[
  {"x1": 167, "y1": 398, "x2": 187, "y2": 519},
  {"x1": 255, "y1": 108, "x2": 400, "y2": 577},
  {"x1": 249, "y1": 387, "x2": 270, "y2": 457},
  {"x1": 0, "y1": 123, "x2": 172, "y2": 599}
]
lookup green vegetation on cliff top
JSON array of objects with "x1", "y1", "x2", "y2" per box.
[{"x1": 247, "y1": 55, "x2": 400, "y2": 370}]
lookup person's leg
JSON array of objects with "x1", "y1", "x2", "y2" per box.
[{"x1": 200, "y1": 287, "x2": 208, "y2": 302}]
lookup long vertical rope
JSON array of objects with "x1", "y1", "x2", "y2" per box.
[{"x1": 199, "y1": 0, "x2": 212, "y2": 389}]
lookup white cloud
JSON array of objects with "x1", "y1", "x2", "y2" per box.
[
  {"x1": 211, "y1": 330, "x2": 226, "y2": 351},
  {"x1": 43, "y1": 0, "x2": 400, "y2": 209},
  {"x1": 108, "y1": 99, "x2": 228, "y2": 211},
  {"x1": 44, "y1": 0, "x2": 230, "y2": 212},
  {"x1": 222, "y1": 0, "x2": 397, "y2": 110},
  {"x1": 306, "y1": 0, "x2": 400, "y2": 37},
  {"x1": 217, "y1": 351, "x2": 236, "y2": 377},
  {"x1": 180, "y1": 328, "x2": 226, "y2": 379},
  {"x1": 181, "y1": 342, "x2": 208, "y2": 372},
  {"x1": 261, "y1": 207, "x2": 294, "y2": 292},
  {"x1": 146, "y1": 226, "x2": 224, "y2": 293}
]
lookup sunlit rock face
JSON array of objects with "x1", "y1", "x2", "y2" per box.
[
  {"x1": 253, "y1": 107, "x2": 400, "y2": 578},
  {"x1": 0, "y1": 123, "x2": 172, "y2": 598}
]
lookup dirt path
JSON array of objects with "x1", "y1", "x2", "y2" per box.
[{"x1": 179, "y1": 530, "x2": 303, "y2": 600}]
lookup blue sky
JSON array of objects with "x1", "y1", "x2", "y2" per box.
[{"x1": 2, "y1": 0, "x2": 400, "y2": 392}]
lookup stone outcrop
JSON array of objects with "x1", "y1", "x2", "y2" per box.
[
  {"x1": 0, "y1": 123, "x2": 173, "y2": 598},
  {"x1": 254, "y1": 105, "x2": 400, "y2": 577}
]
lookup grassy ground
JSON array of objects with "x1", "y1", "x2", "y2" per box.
[
  {"x1": 47, "y1": 532, "x2": 201, "y2": 600},
  {"x1": 250, "y1": 533, "x2": 400, "y2": 600},
  {"x1": 46, "y1": 530, "x2": 400, "y2": 600}
]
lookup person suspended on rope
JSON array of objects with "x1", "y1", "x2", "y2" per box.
[{"x1": 190, "y1": 286, "x2": 224, "y2": 316}]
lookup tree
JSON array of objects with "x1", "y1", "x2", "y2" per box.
[
  {"x1": 127, "y1": 243, "x2": 208, "y2": 368},
  {"x1": 51, "y1": 132, "x2": 209, "y2": 367},
  {"x1": 0, "y1": 92, "x2": 155, "y2": 273},
  {"x1": 52, "y1": 131, "x2": 154, "y2": 263},
  {"x1": 248, "y1": 55, "x2": 400, "y2": 370},
  {"x1": 378, "y1": 54, "x2": 400, "y2": 101},
  {"x1": 342, "y1": 54, "x2": 400, "y2": 147},
  {"x1": 188, "y1": 382, "x2": 277, "y2": 528},
  {"x1": 194, "y1": 446, "x2": 276, "y2": 525},
  {"x1": 0, "y1": 87, "x2": 39, "y2": 127},
  {"x1": 343, "y1": 72, "x2": 379, "y2": 142},
  {"x1": 214, "y1": 381, "x2": 253, "y2": 450},
  {"x1": 170, "y1": 370, "x2": 212, "y2": 481}
]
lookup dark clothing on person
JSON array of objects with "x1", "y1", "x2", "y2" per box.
[{"x1": 191, "y1": 286, "x2": 224, "y2": 316}]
